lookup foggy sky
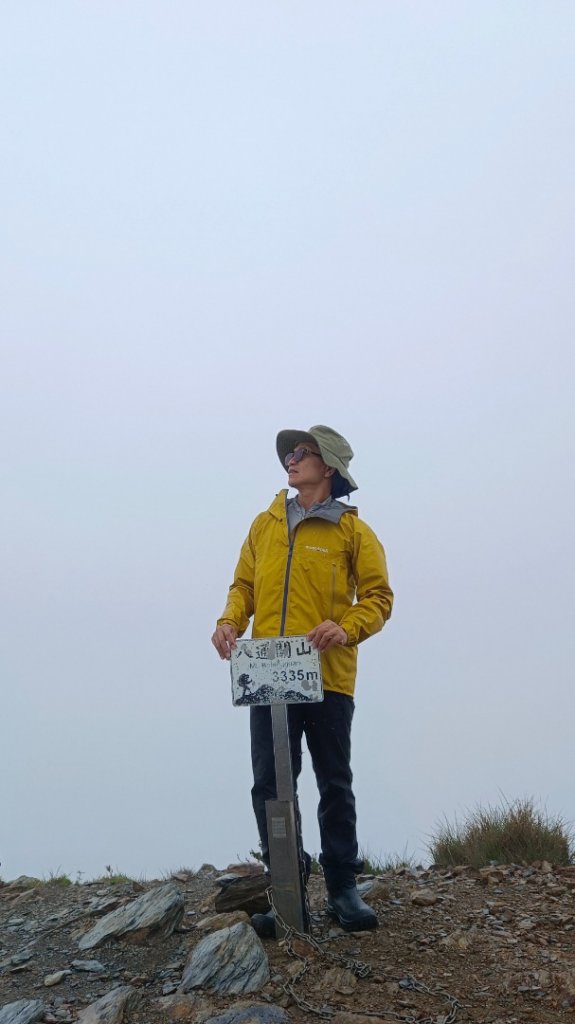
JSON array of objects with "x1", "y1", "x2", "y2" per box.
[{"x1": 1, "y1": 1, "x2": 574, "y2": 881}]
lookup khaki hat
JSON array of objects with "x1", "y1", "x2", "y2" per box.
[{"x1": 276, "y1": 424, "x2": 358, "y2": 495}]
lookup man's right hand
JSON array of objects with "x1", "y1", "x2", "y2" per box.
[{"x1": 211, "y1": 624, "x2": 238, "y2": 660}]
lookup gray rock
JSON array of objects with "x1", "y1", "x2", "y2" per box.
[
  {"x1": 214, "y1": 873, "x2": 269, "y2": 916},
  {"x1": 78, "y1": 884, "x2": 183, "y2": 950},
  {"x1": 155, "y1": 992, "x2": 207, "y2": 1017},
  {"x1": 85, "y1": 896, "x2": 123, "y2": 917},
  {"x1": 0, "y1": 951, "x2": 34, "y2": 973},
  {"x1": 203, "y1": 1007, "x2": 289, "y2": 1024},
  {"x1": 180, "y1": 922, "x2": 269, "y2": 995},
  {"x1": 75, "y1": 986, "x2": 138, "y2": 1024},
  {"x1": 46, "y1": 911, "x2": 70, "y2": 924},
  {"x1": 44, "y1": 970, "x2": 72, "y2": 986},
  {"x1": 358, "y1": 879, "x2": 390, "y2": 902},
  {"x1": 0, "y1": 1000, "x2": 45, "y2": 1024},
  {"x1": 410, "y1": 889, "x2": 438, "y2": 907},
  {"x1": 196, "y1": 911, "x2": 250, "y2": 931},
  {"x1": 357, "y1": 880, "x2": 374, "y2": 894},
  {"x1": 4, "y1": 878, "x2": 40, "y2": 892},
  {"x1": 318, "y1": 966, "x2": 356, "y2": 995},
  {"x1": 71, "y1": 961, "x2": 107, "y2": 973}
]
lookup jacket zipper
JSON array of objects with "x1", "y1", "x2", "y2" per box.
[
  {"x1": 279, "y1": 495, "x2": 294, "y2": 636},
  {"x1": 280, "y1": 496, "x2": 344, "y2": 635}
]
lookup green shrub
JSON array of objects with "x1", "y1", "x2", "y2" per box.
[
  {"x1": 429, "y1": 797, "x2": 573, "y2": 868},
  {"x1": 164, "y1": 865, "x2": 196, "y2": 879},
  {"x1": 44, "y1": 872, "x2": 72, "y2": 886},
  {"x1": 103, "y1": 865, "x2": 132, "y2": 885},
  {"x1": 86, "y1": 865, "x2": 134, "y2": 885}
]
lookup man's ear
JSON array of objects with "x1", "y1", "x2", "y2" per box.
[{"x1": 324, "y1": 466, "x2": 335, "y2": 478}]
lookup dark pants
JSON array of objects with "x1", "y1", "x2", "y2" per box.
[{"x1": 250, "y1": 691, "x2": 363, "y2": 892}]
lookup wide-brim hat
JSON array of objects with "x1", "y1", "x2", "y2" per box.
[{"x1": 276, "y1": 424, "x2": 358, "y2": 494}]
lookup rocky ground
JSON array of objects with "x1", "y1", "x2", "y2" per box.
[{"x1": 2, "y1": 860, "x2": 575, "y2": 1024}]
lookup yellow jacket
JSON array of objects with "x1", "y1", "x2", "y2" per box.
[{"x1": 218, "y1": 491, "x2": 393, "y2": 696}]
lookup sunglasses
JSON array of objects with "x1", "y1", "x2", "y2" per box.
[{"x1": 284, "y1": 447, "x2": 323, "y2": 468}]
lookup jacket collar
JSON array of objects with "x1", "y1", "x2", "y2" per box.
[{"x1": 268, "y1": 489, "x2": 357, "y2": 523}]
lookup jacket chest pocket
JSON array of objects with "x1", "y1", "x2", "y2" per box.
[{"x1": 299, "y1": 551, "x2": 350, "y2": 619}]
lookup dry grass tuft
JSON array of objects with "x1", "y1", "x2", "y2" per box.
[{"x1": 429, "y1": 796, "x2": 573, "y2": 868}]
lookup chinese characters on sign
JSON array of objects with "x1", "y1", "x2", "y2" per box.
[{"x1": 230, "y1": 635, "x2": 324, "y2": 706}]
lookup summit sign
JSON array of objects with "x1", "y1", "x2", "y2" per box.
[{"x1": 230, "y1": 636, "x2": 323, "y2": 707}]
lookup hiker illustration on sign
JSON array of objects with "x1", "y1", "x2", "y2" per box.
[
  {"x1": 236, "y1": 672, "x2": 255, "y2": 701},
  {"x1": 230, "y1": 635, "x2": 323, "y2": 706}
]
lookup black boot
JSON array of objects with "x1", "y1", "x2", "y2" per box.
[
  {"x1": 251, "y1": 852, "x2": 311, "y2": 939},
  {"x1": 327, "y1": 884, "x2": 378, "y2": 932},
  {"x1": 251, "y1": 909, "x2": 276, "y2": 938}
]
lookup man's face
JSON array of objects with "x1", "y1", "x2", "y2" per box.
[{"x1": 286, "y1": 442, "x2": 330, "y2": 489}]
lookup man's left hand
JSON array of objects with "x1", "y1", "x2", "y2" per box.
[{"x1": 307, "y1": 620, "x2": 347, "y2": 651}]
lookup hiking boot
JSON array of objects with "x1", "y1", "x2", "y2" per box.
[
  {"x1": 250, "y1": 909, "x2": 276, "y2": 938},
  {"x1": 326, "y1": 885, "x2": 378, "y2": 932},
  {"x1": 251, "y1": 853, "x2": 311, "y2": 939}
]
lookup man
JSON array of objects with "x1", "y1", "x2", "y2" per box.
[{"x1": 212, "y1": 425, "x2": 393, "y2": 934}]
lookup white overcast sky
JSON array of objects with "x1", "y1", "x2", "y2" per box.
[{"x1": 2, "y1": 2, "x2": 574, "y2": 881}]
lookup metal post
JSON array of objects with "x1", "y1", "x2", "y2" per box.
[{"x1": 265, "y1": 703, "x2": 309, "y2": 936}]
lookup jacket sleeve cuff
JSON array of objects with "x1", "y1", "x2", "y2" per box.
[
  {"x1": 340, "y1": 620, "x2": 359, "y2": 646},
  {"x1": 216, "y1": 616, "x2": 245, "y2": 636}
]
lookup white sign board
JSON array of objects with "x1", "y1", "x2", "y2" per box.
[{"x1": 230, "y1": 636, "x2": 323, "y2": 706}]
